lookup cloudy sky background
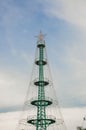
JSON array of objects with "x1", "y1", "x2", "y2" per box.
[{"x1": 0, "y1": 0, "x2": 86, "y2": 130}]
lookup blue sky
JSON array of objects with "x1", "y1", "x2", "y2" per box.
[
  {"x1": 0, "y1": 0, "x2": 86, "y2": 129},
  {"x1": 0, "y1": 0, "x2": 86, "y2": 109}
]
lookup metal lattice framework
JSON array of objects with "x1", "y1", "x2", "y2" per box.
[{"x1": 17, "y1": 32, "x2": 67, "y2": 130}]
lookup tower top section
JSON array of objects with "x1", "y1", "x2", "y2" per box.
[{"x1": 36, "y1": 31, "x2": 46, "y2": 43}]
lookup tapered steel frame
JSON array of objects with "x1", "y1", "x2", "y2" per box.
[{"x1": 27, "y1": 36, "x2": 55, "y2": 130}]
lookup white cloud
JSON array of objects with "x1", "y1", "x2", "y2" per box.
[
  {"x1": 0, "y1": 111, "x2": 20, "y2": 130},
  {"x1": 0, "y1": 69, "x2": 29, "y2": 109},
  {"x1": 61, "y1": 107, "x2": 86, "y2": 130},
  {"x1": 51, "y1": 39, "x2": 86, "y2": 107},
  {"x1": 42, "y1": 0, "x2": 86, "y2": 29}
]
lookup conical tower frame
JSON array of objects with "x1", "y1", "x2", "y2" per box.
[{"x1": 17, "y1": 32, "x2": 66, "y2": 130}]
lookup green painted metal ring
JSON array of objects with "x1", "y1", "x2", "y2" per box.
[
  {"x1": 34, "y1": 80, "x2": 49, "y2": 86},
  {"x1": 31, "y1": 99, "x2": 52, "y2": 106},
  {"x1": 27, "y1": 118, "x2": 55, "y2": 126},
  {"x1": 35, "y1": 60, "x2": 47, "y2": 65},
  {"x1": 37, "y1": 44, "x2": 45, "y2": 48}
]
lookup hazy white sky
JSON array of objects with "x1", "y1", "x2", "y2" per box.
[{"x1": 0, "y1": 0, "x2": 86, "y2": 130}]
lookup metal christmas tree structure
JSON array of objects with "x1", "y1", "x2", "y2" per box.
[{"x1": 17, "y1": 32, "x2": 66, "y2": 130}]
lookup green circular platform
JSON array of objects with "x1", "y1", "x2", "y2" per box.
[
  {"x1": 27, "y1": 118, "x2": 55, "y2": 126},
  {"x1": 35, "y1": 60, "x2": 47, "y2": 65},
  {"x1": 37, "y1": 44, "x2": 45, "y2": 48},
  {"x1": 31, "y1": 99, "x2": 52, "y2": 106},
  {"x1": 34, "y1": 80, "x2": 49, "y2": 86}
]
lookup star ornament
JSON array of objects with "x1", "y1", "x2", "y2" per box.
[{"x1": 36, "y1": 31, "x2": 46, "y2": 42}]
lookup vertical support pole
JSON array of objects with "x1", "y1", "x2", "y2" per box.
[{"x1": 36, "y1": 44, "x2": 46, "y2": 130}]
